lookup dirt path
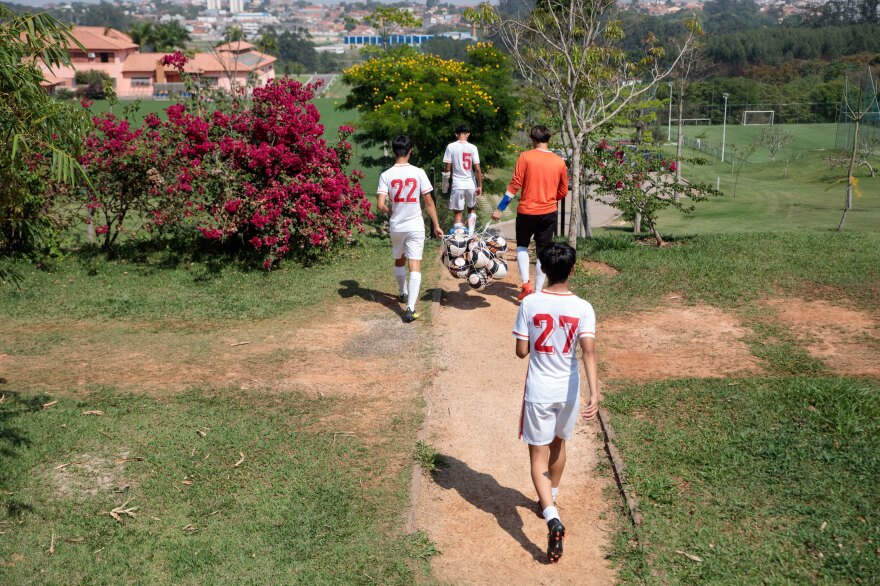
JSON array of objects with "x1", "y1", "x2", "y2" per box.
[{"x1": 416, "y1": 269, "x2": 617, "y2": 585}]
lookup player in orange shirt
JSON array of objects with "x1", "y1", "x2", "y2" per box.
[{"x1": 492, "y1": 126, "x2": 568, "y2": 301}]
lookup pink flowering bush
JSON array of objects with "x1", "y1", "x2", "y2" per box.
[
  {"x1": 78, "y1": 77, "x2": 372, "y2": 264},
  {"x1": 585, "y1": 140, "x2": 718, "y2": 246}
]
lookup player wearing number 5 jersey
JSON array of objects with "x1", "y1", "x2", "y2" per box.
[
  {"x1": 377, "y1": 135, "x2": 444, "y2": 323},
  {"x1": 512, "y1": 243, "x2": 598, "y2": 564},
  {"x1": 442, "y1": 124, "x2": 482, "y2": 234}
]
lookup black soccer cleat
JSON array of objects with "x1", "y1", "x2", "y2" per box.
[
  {"x1": 398, "y1": 292, "x2": 407, "y2": 303},
  {"x1": 547, "y1": 518, "x2": 565, "y2": 563},
  {"x1": 402, "y1": 308, "x2": 419, "y2": 323}
]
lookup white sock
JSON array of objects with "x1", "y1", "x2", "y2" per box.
[
  {"x1": 542, "y1": 505, "x2": 560, "y2": 523},
  {"x1": 467, "y1": 213, "x2": 476, "y2": 234},
  {"x1": 407, "y1": 271, "x2": 421, "y2": 311},
  {"x1": 394, "y1": 266, "x2": 407, "y2": 295},
  {"x1": 516, "y1": 246, "x2": 530, "y2": 284},
  {"x1": 453, "y1": 222, "x2": 464, "y2": 230},
  {"x1": 551, "y1": 487, "x2": 559, "y2": 502},
  {"x1": 535, "y1": 260, "x2": 546, "y2": 292}
]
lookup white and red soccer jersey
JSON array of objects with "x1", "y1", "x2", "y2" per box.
[
  {"x1": 513, "y1": 290, "x2": 596, "y2": 403},
  {"x1": 443, "y1": 141, "x2": 480, "y2": 190},
  {"x1": 377, "y1": 163, "x2": 433, "y2": 233}
]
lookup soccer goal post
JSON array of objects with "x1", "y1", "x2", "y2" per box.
[
  {"x1": 741, "y1": 110, "x2": 775, "y2": 125},
  {"x1": 680, "y1": 118, "x2": 712, "y2": 126}
]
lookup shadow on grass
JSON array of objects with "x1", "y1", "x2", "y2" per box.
[
  {"x1": 0, "y1": 390, "x2": 41, "y2": 515},
  {"x1": 432, "y1": 455, "x2": 547, "y2": 564}
]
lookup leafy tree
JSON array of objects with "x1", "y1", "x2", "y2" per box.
[
  {"x1": 759, "y1": 126, "x2": 794, "y2": 161},
  {"x1": 1, "y1": 5, "x2": 91, "y2": 253},
  {"x1": 68, "y1": 1, "x2": 133, "y2": 30},
  {"x1": 224, "y1": 25, "x2": 245, "y2": 43},
  {"x1": 585, "y1": 141, "x2": 719, "y2": 246},
  {"x1": 421, "y1": 36, "x2": 473, "y2": 61},
  {"x1": 467, "y1": 0, "x2": 699, "y2": 243},
  {"x1": 342, "y1": 43, "x2": 518, "y2": 176},
  {"x1": 130, "y1": 20, "x2": 190, "y2": 52},
  {"x1": 74, "y1": 69, "x2": 113, "y2": 100},
  {"x1": 364, "y1": 7, "x2": 421, "y2": 50}
]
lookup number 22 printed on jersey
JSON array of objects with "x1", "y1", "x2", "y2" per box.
[{"x1": 391, "y1": 178, "x2": 418, "y2": 203}]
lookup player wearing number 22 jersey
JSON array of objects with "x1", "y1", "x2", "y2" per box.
[{"x1": 376, "y1": 135, "x2": 444, "y2": 324}]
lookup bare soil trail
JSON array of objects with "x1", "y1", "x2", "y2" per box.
[{"x1": 416, "y1": 269, "x2": 618, "y2": 585}]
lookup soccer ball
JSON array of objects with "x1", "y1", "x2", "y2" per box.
[
  {"x1": 448, "y1": 256, "x2": 469, "y2": 279},
  {"x1": 469, "y1": 244, "x2": 492, "y2": 269},
  {"x1": 485, "y1": 235, "x2": 508, "y2": 255},
  {"x1": 487, "y1": 258, "x2": 509, "y2": 279},
  {"x1": 447, "y1": 233, "x2": 469, "y2": 258},
  {"x1": 467, "y1": 268, "x2": 490, "y2": 290}
]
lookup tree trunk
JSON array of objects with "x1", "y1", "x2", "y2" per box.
[
  {"x1": 567, "y1": 143, "x2": 587, "y2": 246},
  {"x1": 675, "y1": 93, "x2": 684, "y2": 185},
  {"x1": 648, "y1": 221, "x2": 664, "y2": 247},
  {"x1": 837, "y1": 119, "x2": 861, "y2": 232},
  {"x1": 87, "y1": 207, "x2": 95, "y2": 244},
  {"x1": 633, "y1": 211, "x2": 642, "y2": 234}
]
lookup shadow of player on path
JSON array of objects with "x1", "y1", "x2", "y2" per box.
[
  {"x1": 337, "y1": 280, "x2": 402, "y2": 317},
  {"x1": 432, "y1": 455, "x2": 547, "y2": 564}
]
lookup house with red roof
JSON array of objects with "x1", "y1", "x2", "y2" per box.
[{"x1": 39, "y1": 28, "x2": 276, "y2": 98}]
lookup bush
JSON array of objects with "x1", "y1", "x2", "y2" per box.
[
  {"x1": 77, "y1": 76, "x2": 373, "y2": 266},
  {"x1": 74, "y1": 70, "x2": 112, "y2": 100}
]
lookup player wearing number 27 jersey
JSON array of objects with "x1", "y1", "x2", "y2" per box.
[
  {"x1": 514, "y1": 291, "x2": 596, "y2": 408},
  {"x1": 510, "y1": 242, "x2": 598, "y2": 564}
]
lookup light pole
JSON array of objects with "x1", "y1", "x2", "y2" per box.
[
  {"x1": 721, "y1": 93, "x2": 730, "y2": 163},
  {"x1": 667, "y1": 81, "x2": 673, "y2": 143}
]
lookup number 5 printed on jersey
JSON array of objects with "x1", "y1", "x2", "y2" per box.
[
  {"x1": 391, "y1": 178, "x2": 418, "y2": 203},
  {"x1": 462, "y1": 152, "x2": 472, "y2": 171}
]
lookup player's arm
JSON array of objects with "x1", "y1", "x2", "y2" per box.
[
  {"x1": 422, "y1": 190, "x2": 444, "y2": 238},
  {"x1": 474, "y1": 163, "x2": 483, "y2": 197},
  {"x1": 513, "y1": 304, "x2": 529, "y2": 358},
  {"x1": 377, "y1": 192, "x2": 389, "y2": 214},
  {"x1": 580, "y1": 336, "x2": 599, "y2": 420},
  {"x1": 515, "y1": 338, "x2": 529, "y2": 359},
  {"x1": 492, "y1": 154, "x2": 523, "y2": 221},
  {"x1": 556, "y1": 162, "x2": 569, "y2": 201}
]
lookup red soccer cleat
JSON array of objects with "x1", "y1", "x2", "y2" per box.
[{"x1": 518, "y1": 282, "x2": 534, "y2": 301}]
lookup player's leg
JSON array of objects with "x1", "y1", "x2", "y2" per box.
[
  {"x1": 548, "y1": 436, "x2": 566, "y2": 502},
  {"x1": 391, "y1": 232, "x2": 408, "y2": 301},
  {"x1": 529, "y1": 441, "x2": 565, "y2": 564},
  {"x1": 533, "y1": 211, "x2": 557, "y2": 293},
  {"x1": 465, "y1": 191, "x2": 477, "y2": 234},
  {"x1": 515, "y1": 214, "x2": 536, "y2": 300},
  {"x1": 528, "y1": 444, "x2": 553, "y2": 509},
  {"x1": 449, "y1": 190, "x2": 465, "y2": 231},
  {"x1": 403, "y1": 232, "x2": 425, "y2": 322}
]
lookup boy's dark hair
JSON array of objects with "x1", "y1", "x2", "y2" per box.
[
  {"x1": 391, "y1": 135, "x2": 413, "y2": 157},
  {"x1": 537, "y1": 243, "x2": 576, "y2": 285},
  {"x1": 530, "y1": 125, "x2": 552, "y2": 144},
  {"x1": 455, "y1": 124, "x2": 470, "y2": 135}
]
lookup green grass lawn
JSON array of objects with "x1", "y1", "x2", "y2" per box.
[
  {"x1": 0, "y1": 236, "x2": 439, "y2": 583},
  {"x1": 571, "y1": 231, "x2": 880, "y2": 584},
  {"x1": 633, "y1": 123, "x2": 880, "y2": 235},
  {"x1": 0, "y1": 389, "x2": 431, "y2": 584},
  {"x1": 606, "y1": 377, "x2": 880, "y2": 585}
]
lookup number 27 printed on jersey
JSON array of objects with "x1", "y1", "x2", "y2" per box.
[{"x1": 391, "y1": 178, "x2": 418, "y2": 203}]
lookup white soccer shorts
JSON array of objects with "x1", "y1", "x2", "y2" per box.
[
  {"x1": 390, "y1": 230, "x2": 425, "y2": 260},
  {"x1": 519, "y1": 398, "x2": 580, "y2": 445},
  {"x1": 449, "y1": 189, "x2": 477, "y2": 211}
]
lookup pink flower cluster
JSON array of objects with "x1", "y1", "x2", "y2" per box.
[
  {"x1": 160, "y1": 51, "x2": 189, "y2": 72},
  {"x1": 79, "y1": 78, "x2": 372, "y2": 264}
]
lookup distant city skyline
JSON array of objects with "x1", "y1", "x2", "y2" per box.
[{"x1": 5, "y1": 0, "x2": 487, "y2": 6}]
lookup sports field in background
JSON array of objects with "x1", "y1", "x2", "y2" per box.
[{"x1": 644, "y1": 122, "x2": 880, "y2": 234}]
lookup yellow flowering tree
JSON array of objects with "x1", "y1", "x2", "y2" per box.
[{"x1": 341, "y1": 44, "x2": 518, "y2": 180}]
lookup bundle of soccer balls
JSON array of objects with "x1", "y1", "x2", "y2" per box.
[{"x1": 441, "y1": 229, "x2": 509, "y2": 291}]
